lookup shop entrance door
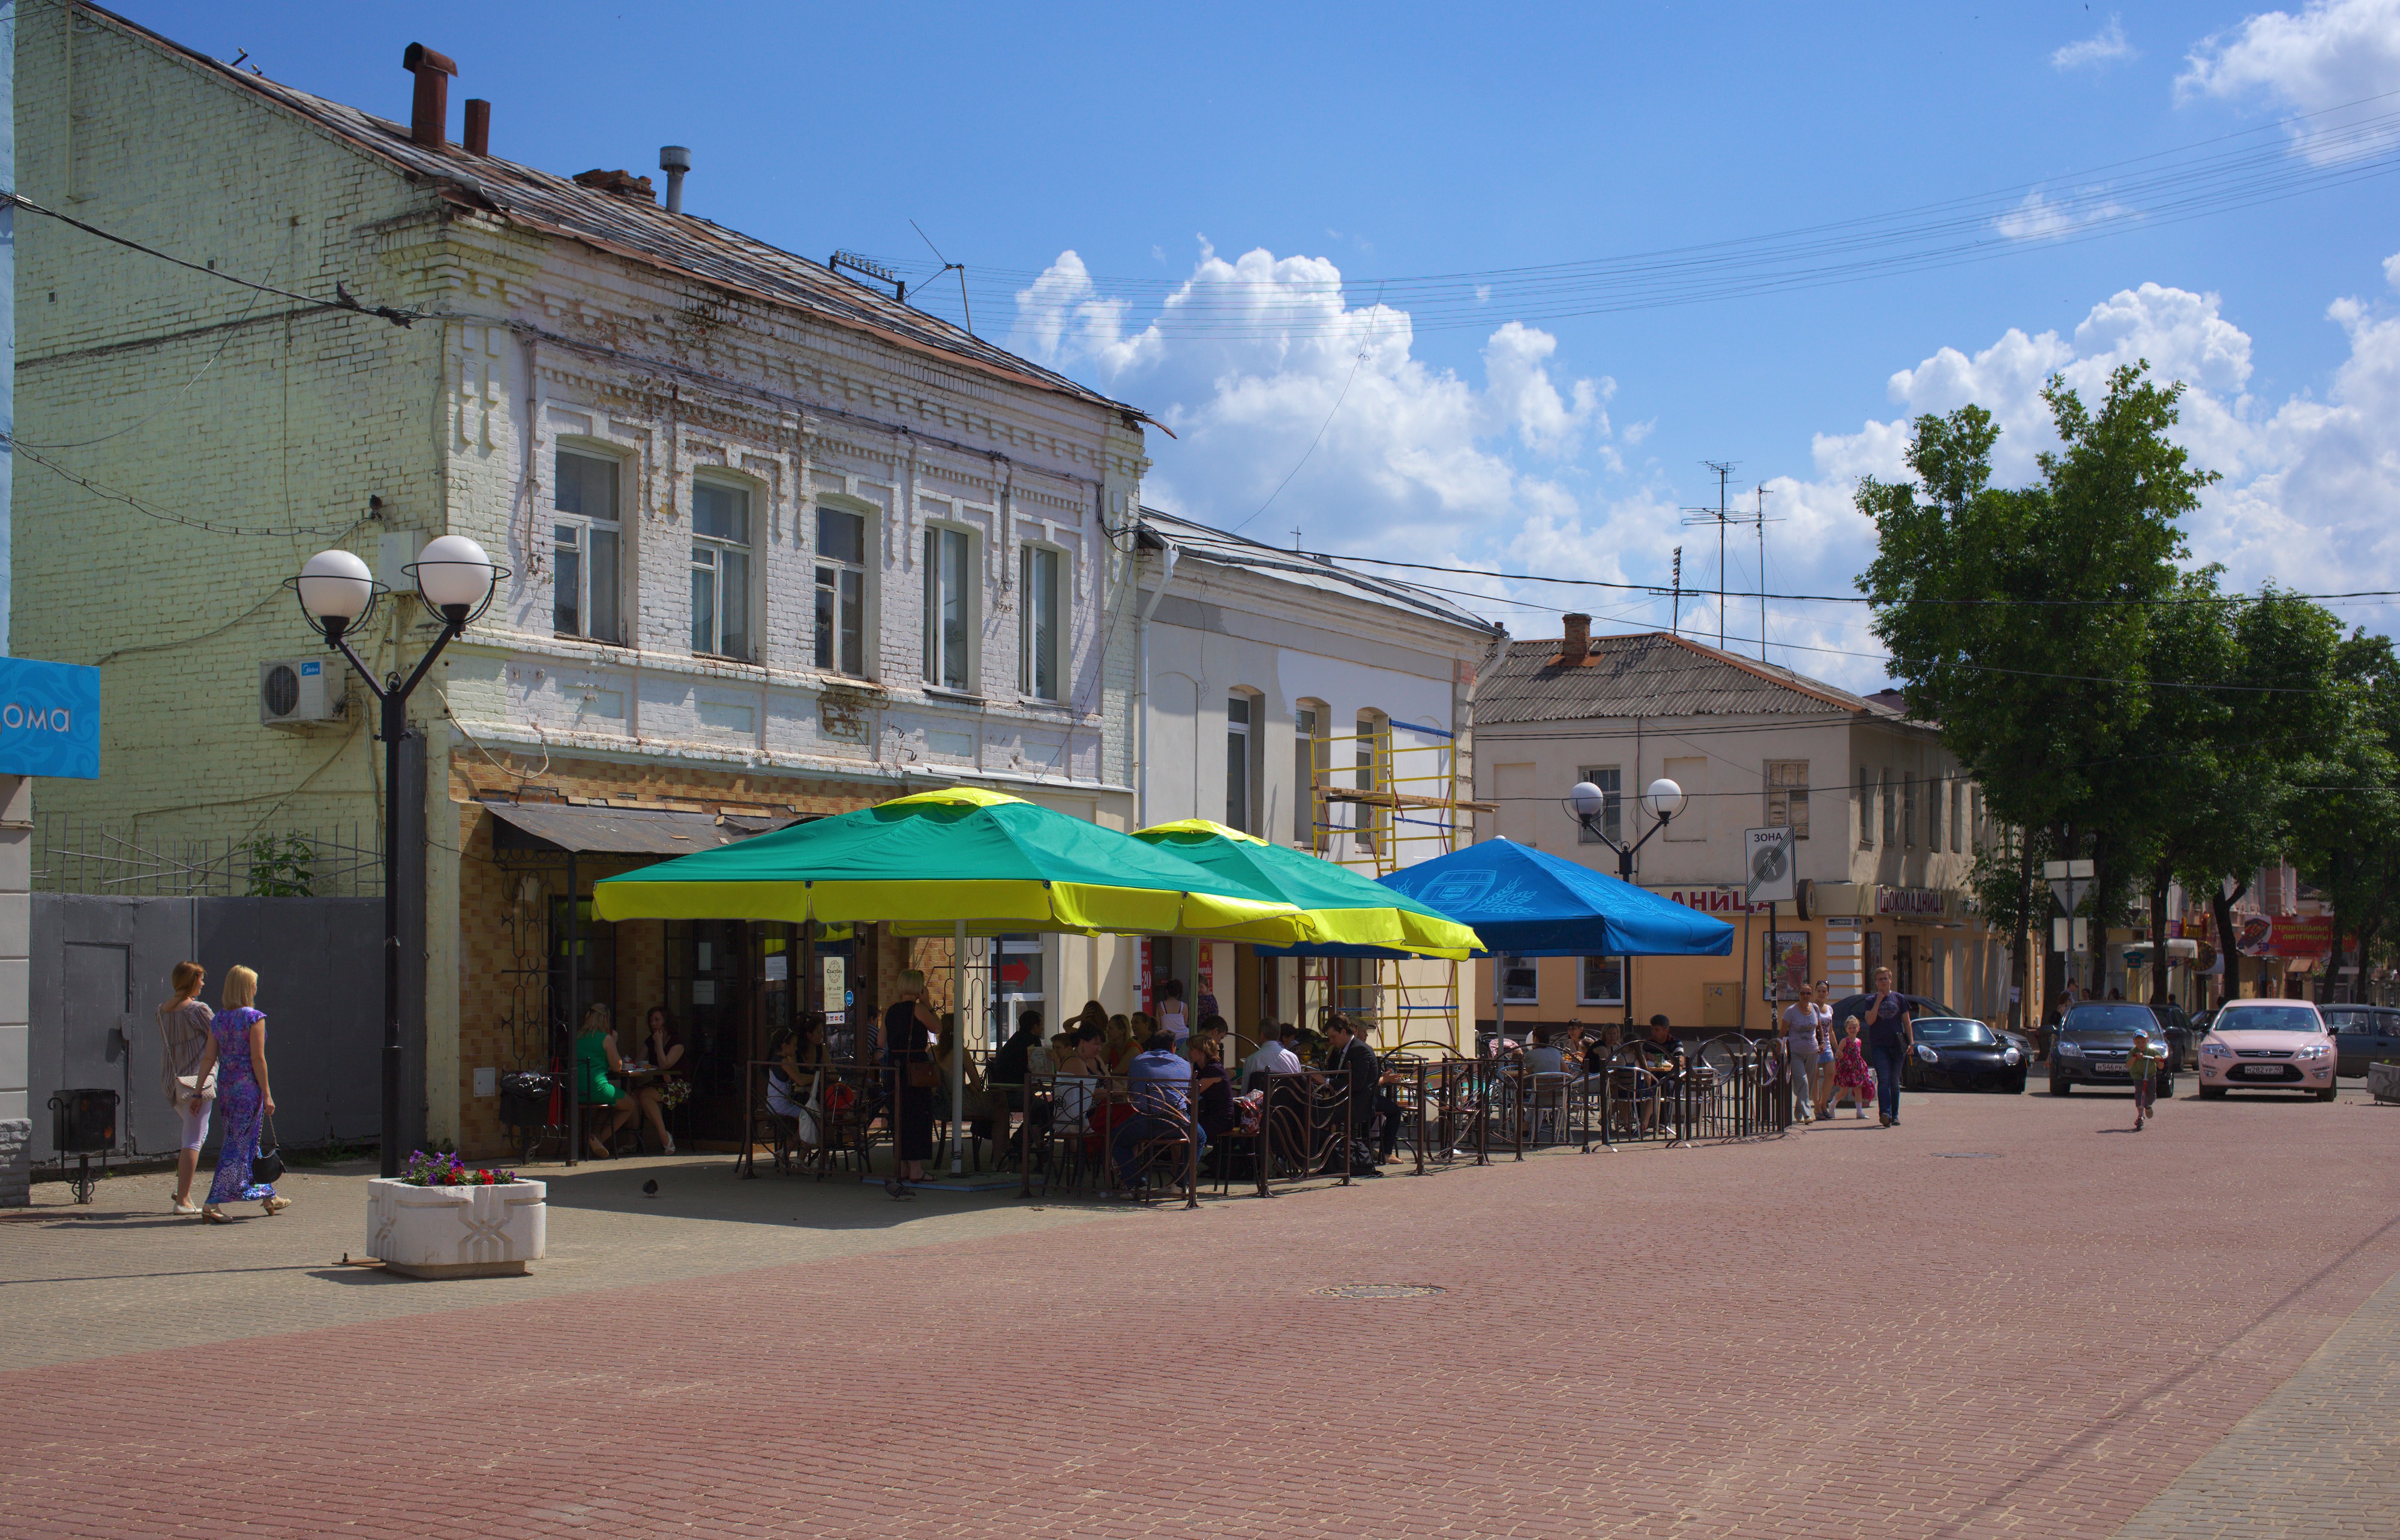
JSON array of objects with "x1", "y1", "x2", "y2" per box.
[{"x1": 667, "y1": 920, "x2": 749, "y2": 1145}]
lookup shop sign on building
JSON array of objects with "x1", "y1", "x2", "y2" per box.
[
  {"x1": 1654, "y1": 885, "x2": 1770, "y2": 916},
  {"x1": 1876, "y1": 886, "x2": 1946, "y2": 919}
]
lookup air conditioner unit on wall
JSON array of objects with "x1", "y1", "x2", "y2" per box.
[{"x1": 260, "y1": 658, "x2": 344, "y2": 726}]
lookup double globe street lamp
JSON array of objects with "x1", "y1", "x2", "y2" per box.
[
  {"x1": 1565, "y1": 775, "x2": 1686, "y2": 1032},
  {"x1": 291, "y1": 536, "x2": 502, "y2": 1178}
]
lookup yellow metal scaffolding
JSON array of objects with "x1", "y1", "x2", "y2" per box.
[{"x1": 1301, "y1": 722, "x2": 1494, "y2": 1053}]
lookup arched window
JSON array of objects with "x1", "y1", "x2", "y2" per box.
[{"x1": 1294, "y1": 698, "x2": 1329, "y2": 849}]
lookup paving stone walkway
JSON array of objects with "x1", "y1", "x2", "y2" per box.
[
  {"x1": 1, "y1": 1085, "x2": 2393, "y2": 1538},
  {"x1": 2114, "y1": 1257, "x2": 2400, "y2": 1539}
]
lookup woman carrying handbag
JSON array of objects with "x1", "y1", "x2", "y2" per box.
[
  {"x1": 184, "y1": 965, "x2": 289, "y2": 1222},
  {"x1": 157, "y1": 961, "x2": 217, "y2": 1215}
]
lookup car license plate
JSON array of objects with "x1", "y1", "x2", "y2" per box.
[{"x1": 2094, "y1": 1064, "x2": 2126, "y2": 1075}]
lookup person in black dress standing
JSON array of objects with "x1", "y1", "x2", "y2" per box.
[{"x1": 883, "y1": 968, "x2": 941, "y2": 1197}]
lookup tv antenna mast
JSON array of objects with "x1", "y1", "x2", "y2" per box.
[
  {"x1": 1747, "y1": 483, "x2": 1785, "y2": 662},
  {"x1": 910, "y1": 220, "x2": 974, "y2": 337},
  {"x1": 1680, "y1": 460, "x2": 1740, "y2": 650}
]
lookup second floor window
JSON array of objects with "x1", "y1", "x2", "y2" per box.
[
  {"x1": 1766, "y1": 760, "x2": 1808, "y2": 840},
  {"x1": 1226, "y1": 694, "x2": 1253, "y2": 832},
  {"x1": 690, "y1": 481, "x2": 752, "y2": 659},
  {"x1": 1577, "y1": 765, "x2": 1623, "y2": 844},
  {"x1": 1903, "y1": 773, "x2": 1918, "y2": 848},
  {"x1": 1927, "y1": 774, "x2": 1942, "y2": 851},
  {"x1": 553, "y1": 449, "x2": 620, "y2": 642},
  {"x1": 925, "y1": 527, "x2": 971, "y2": 691},
  {"x1": 1020, "y1": 546, "x2": 1062, "y2": 701},
  {"x1": 1858, "y1": 766, "x2": 1873, "y2": 849},
  {"x1": 1880, "y1": 769, "x2": 1896, "y2": 847},
  {"x1": 814, "y1": 507, "x2": 868, "y2": 677},
  {"x1": 1295, "y1": 705, "x2": 1327, "y2": 850}
]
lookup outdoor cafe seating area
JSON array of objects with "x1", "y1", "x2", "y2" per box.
[{"x1": 733, "y1": 1020, "x2": 1797, "y2": 1208}]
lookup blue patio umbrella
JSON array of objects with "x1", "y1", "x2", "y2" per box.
[
  {"x1": 1259, "y1": 838, "x2": 1733, "y2": 1047},
  {"x1": 1263, "y1": 839, "x2": 1734, "y2": 959}
]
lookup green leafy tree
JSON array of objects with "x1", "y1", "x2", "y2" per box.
[
  {"x1": 2289, "y1": 630, "x2": 2400, "y2": 996},
  {"x1": 1859, "y1": 364, "x2": 2216, "y2": 1008}
]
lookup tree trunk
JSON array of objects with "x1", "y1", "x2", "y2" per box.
[
  {"x1": 2012, "y1": 829, "x2": 2033, "y2": 1033},
  {"x1": 2212, "y1": 880, "x2": 2248, "y2": 1005},
  {"x1": 2150, "y1": 861, "x2": 2173, "y2": 1007}
]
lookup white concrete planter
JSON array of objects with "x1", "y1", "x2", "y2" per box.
[{"x1": 367, "y1": 1177, "x2": 547, "y2": 1278}]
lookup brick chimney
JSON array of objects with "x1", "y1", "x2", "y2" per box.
[
  {"x1": 1561, "y1": 612, "x2": 1591, "y2": 665},
  {"x1": 402, "y1": 43, "x2": 458, "y2": 150}
]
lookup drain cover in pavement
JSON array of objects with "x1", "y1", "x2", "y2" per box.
[
  {"x1": 1312, "y1": 1283, "x2": 1447, "y2": 1299},
  {"x1": 1932, "y1": 1151, "x2": 2002, "y2": 1158}
]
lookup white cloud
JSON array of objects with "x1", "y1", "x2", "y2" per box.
[
  {"x1": 1807, "y1": 264, "x2": 2400, "y2": 637},
  {"x1": 2053, "y1": 16, "x2": 2136, "y2": 70},
  {"x1": 1994, "y1": 188, "x2": 2132, "y2": 241},
  {"x1": 1012, "y1": 244, "x2": 1616, "y2": 560},
  {"x1": 2179, "y1": 0, "x2": 2400, "y2": 162}
]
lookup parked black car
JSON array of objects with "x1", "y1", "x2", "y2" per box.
[
  {"x1": 2144, "y1": 1002, "x2": 2195, "y2": 1069},
  {"x1": 2321, "y1": 1004, "x2": 2400, "y2": 1077},
  {"x1": 1899, "y1": 1016, "x2": 2028, "y2": 1093},
  {"x1": 1828, "y1": 992, "x2": 1952, "y2": 1034},
  {"x1": 2048, "y1": 1002, "x2": 2177, "y2": 1095}
]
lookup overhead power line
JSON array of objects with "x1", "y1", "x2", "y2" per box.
[{"x1": 873, "y1": 91, "x2": 2400, "y2": 340}]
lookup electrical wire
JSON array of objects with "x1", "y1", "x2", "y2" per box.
[
  {"x1": 876, "y1": 92, "x2": 2400, "y2": 339},
  {"x1": 7, "y1": 439, "x2": 363, "y2": 537},
  {"x1": 2, "y1": 190, "x2": 420, "y2": 327}
]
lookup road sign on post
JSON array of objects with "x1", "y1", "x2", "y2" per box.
[{"x1": 1744, "y1": 827, "x2": 1796, "y2": 905}]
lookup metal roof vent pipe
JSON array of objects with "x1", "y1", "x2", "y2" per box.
[
  {"x1": 401, "y1": 44, "x2": 458, "y2": 150},
  {"x1": 463, "y1": 98, "x2": 491, "y2": 157},
  {"x1": 1561, "y1": 611, "x2": 1591, "y2": 665},
  {"x1": 659, "y1": 146, "x2": 691, "y2": 214}
]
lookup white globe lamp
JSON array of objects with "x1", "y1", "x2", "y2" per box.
[
  {"x1": 1643, "y1": 777, "x2": 1687, "y2": 822},
  {"x1": 296, "y1": 548, "x2": 375, "y2": 638},
  {"x1": 412, "y1": 534, "x2": 497, "y2": 622}
]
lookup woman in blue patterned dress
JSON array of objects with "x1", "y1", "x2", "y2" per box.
[{"x1": 185, "y1": 965, "x2": 289, "y2": 1222}]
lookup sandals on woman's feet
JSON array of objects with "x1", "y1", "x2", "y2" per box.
[
  {"x1": 200, "y1": 1208, "x2": 229, "y2": 1224},
  {"x1": 883, "y1": 1178, "x2": 914, "y2": 1200},
  {"x1": 586, "y1": 1136, "x2": 612, "y2": 1160},
  {"x1": 262, "y1": 1195, "x2": 292, "y2": 1215}
]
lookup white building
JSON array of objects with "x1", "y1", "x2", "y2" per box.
[{"x1": 1127, "y1": 511, "x2": 1501, "y2": 1047}]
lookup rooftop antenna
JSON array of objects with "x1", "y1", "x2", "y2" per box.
[
  {"x1": 1750, "y1": 483, "x2": 1785, "y2": 662},
  {"x1": 829, "y1": 250, "x2": 905, "y2": 302},
  {"x1": 910, "y1": 220, "x2": 973, "y2": 337},
  {"x1": 1679, "y1": 460, "x2": 1740, "y2": 650},
  {"x1": 1670, "y1": 545, "x2": 1684, "y2": 636}
]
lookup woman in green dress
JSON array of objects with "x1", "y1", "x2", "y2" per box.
[{"x1": 574, "y1": 1003, "x2": 639, "y2": 1158}]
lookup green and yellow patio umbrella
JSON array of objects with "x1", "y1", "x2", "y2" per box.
[
  {"x1": 594, "y1": 787, "x2": 1312, "y2": 1176},
  {"x1": 1130, "y1": 818, "x2": 1483, "y2": 959},
  {"x1": 592, "y1": 787, "x2": 1310, "y2": 940}
]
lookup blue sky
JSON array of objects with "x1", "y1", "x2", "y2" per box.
[{"x1": 114, "y1": 0, "x2": 2400, "y2": 688}]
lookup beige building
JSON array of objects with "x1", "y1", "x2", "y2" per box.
[
  {"x1": 1471, "y1": 621, "x2": 2016, "y2": 1034},
  {"x1": 14, "y1": 8, "x2": 1151, "y2": 1158}
]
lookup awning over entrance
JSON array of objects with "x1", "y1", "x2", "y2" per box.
[{"x1": 482, "y1": 800, "x2": 800, "y2": 857}]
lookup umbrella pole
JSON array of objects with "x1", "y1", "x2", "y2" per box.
[{"x1": 952, "y1": 917, "x2": 967, "y2": 1176}]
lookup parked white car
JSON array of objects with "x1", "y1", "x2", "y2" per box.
[{"x1": 2196, "y1": 1001, "x2": 2338, "y2": 1101}]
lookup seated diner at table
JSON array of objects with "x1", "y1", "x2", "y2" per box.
[
  {"x1": 573, "y1": 1003, "x2": 640, "y2": 1158},
  {"x1": 635, "y1": 1005, "x2": 688, "y2": 1155}
]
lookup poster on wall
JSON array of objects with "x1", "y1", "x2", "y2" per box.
[
  {"x1": 1865, "y1": 930, "x2": 1884, "y2": 983},
  {"x1": 1196, "y1": 943, "x2": 1219, "y2": 1019},
  {"x1": 1765, "y1": 933, "x2": 1810, "y2": 1002}
]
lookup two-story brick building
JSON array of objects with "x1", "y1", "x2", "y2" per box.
[
  {"x1": 14, "y1": 7, "x2": 1151, "y2": 1157},
  {"x1": 1472, "y1": 622, "x2": 2020, "y2": 1035}
]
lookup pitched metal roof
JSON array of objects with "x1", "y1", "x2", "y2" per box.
[
  {"x1": 1135, "y1": 509, "x2": 1499, "y2": 635},
  {"x1": 88, "y1": 5, "x2": 1141, "y2": 420},
  {"x1": 1475, "y1": 630, "x2": 1901, "y2": 724}
]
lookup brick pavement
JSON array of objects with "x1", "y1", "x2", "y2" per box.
[
  {"x1": 1, "y1": 1085, "x2": 2395, "y2": 1538},
  {"x1": 2113, "y1": 1239, "x2": 2400, "y2": 1539}
]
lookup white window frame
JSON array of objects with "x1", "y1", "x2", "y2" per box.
[
  {"x1": 689, "y1": 475, "x2": 757, "y2": 661},
  {"x1": 1498, "y1": 954, "x2": 1539, "y2": 1005},
  {"x1": 1225, "y1": 692, "x2": 1256, "y2": 833},
  {"x1": 812, "y1": 495, "x2": 877, "y2": 680},
  {"x1": 1294, "y1": 703, "x2": 1328, "y2": 850},
  {"x1": 1577, "y1": 764, "x2": 1623, "y2": 845},
  {"x1": 923, "y1": 523, "x2": 977, "y2": 693},
  {"x1": 552, "y1": 445, "x2": 626, "y2": 644},
  {"x1": 1579, "y1": 956, "x2": 1625, "y2": 1007},
  {"x1": 1018, "y1": 543, "x2": 1067, "y2": 702},
  {"x1": 1354, "y1": 710, "x2": 1389, "y2": 857}
]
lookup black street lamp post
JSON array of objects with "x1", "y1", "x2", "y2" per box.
[
  {"x1": 292, "y1": 536, "x2": 501, "y2": 1178},
  {"x1": 1566, "y1": 776, "x2": 1687, "y2": 1032}
]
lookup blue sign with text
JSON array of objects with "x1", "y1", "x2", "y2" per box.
[{"x1": 0, "y1": 658, "x2": 100, "y2": 779}]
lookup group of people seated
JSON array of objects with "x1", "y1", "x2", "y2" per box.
[
  {"x1": 757, "y1": 990, "x2": 1426, "y2": 1195},
  {"x1": 571, "y1": 1002, "x2": 689, "y2": 1158}
]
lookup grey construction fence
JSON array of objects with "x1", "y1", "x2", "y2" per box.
[{"x1": 26, "y1": 894, "x2": 383, "y2": 1167}]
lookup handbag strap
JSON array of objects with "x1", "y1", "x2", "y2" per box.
[{"x1": 259, "y1": 1111, "x2": 278, "y2": 1149}]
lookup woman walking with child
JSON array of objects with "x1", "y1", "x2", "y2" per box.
[{"x1": 184, "y1": 965, "x2": 287, "y2": 1222}]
